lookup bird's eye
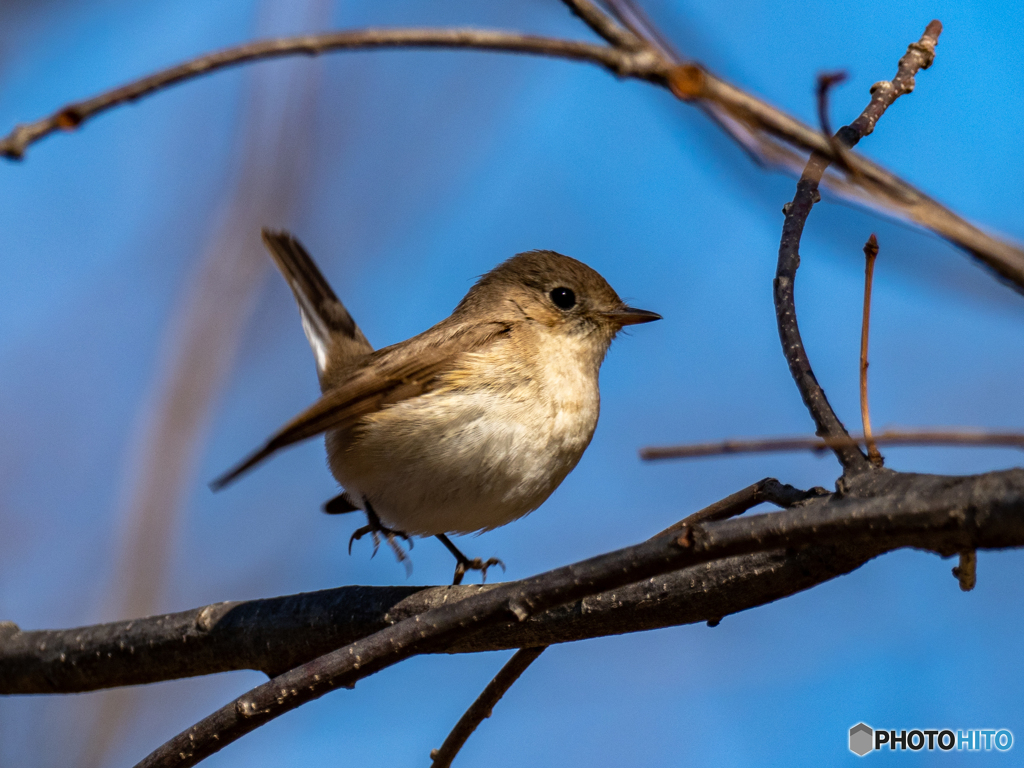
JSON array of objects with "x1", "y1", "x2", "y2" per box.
[{"x1": 549, "y1": 287, "x2": 576, "y2": 310}]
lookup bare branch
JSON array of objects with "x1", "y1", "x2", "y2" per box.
[
  {"x1": 0, "y1": 28, "x2": 661, "y2": 161},
  {"x1": 655, "y1": 477, "x2": 825, "y2": 536},
  {"x1": 1, "y1": 477, "x2": 816, "y2": 695},
  {"x1": 602, "y1": 0, "x2": 681, "y2": 60},
  {"x1": 559, "y1": 0, "x2": 644, "y2": 50},
  {"x1": 131, "y1": 466, "x2": 1024, "y2": 767},
  {"x1": 641, "y1": 430, "x2": 1024, "y2": 460},
  {"x1": 815, "y1": 70, "x2": 855, "y2": 176},
  {"x1": 860, "y1": 234, "x2": 883, "y2": 466},
  {"x1": 2, "y1": 16, "x2": 1022, "y2": 293},
  {"x1": 847, "y1": 20, "x2": 942, "y2": 138},
  {"x1": 775, "y1": 21, "x2": 943, "y2": 475},
  {"x1": 0, "y1": 542, "x2": 872, "y2": 694},
  {"x1": 430, "y1": 646, "x2": 546, "y2": 768}
]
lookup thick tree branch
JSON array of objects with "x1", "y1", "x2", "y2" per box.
[
  {"x1": 774, "y1": 21, "x2": 942, "y2": 475},
  {"x1": 5, "y1": 470, "x2": 1024, "y2": 721},
  {"x1": 0, "y1": 545, "x2": 870, "y2": 694},
  {"x1": 1, "y1": 546, "x2": 882, "y2": 695},
  {"x1": 131, "y1": 466, "x2": 1024, "y2": 767},
  {"x1": 0, "y1": 478, "x2": 819, "y2": 694},
  {"x1": 641, "y1": 430, "x2": 1024, "y2": 460},
  {"x1": 429, "y1": 646, "x2": 547, "y2": 768}
]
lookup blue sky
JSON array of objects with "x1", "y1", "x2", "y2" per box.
[{"x1": 2, "y1": 1, "x2": 1023, "y2": 766}]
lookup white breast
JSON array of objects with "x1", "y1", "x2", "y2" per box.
[{"x1": 328, "y1": 329, "x2": 601, "y2": 535}]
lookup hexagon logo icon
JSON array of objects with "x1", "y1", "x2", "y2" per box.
[{"x1": 849, "y1": 723, "x2": 874, "y2": 756}]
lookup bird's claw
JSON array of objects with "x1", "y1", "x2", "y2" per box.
[
  {"x1": 453, "y1": 556, "x2": 506, "y2": 586},
  {"x1": 348, "y1": 510, "x2": 412, "y2": 574}
]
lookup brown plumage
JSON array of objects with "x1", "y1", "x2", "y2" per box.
[{"x1": 213, "y1": 230, "x2": 660, "y2": 543}]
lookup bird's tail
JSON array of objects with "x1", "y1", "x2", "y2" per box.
[{"x1": 261, "y1": 229, "x2": 373, "y2": 385}]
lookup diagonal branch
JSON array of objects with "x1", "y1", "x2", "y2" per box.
[
  {"x1": 559, "y1": 0, "x2": 645, "y2": 50},
  {"x1": 774, "y1": 21, "x2": 942, "y2": 475},
  {"x1": 131, "y1": 465, "x2": 1024, "y2": 767},
  {"x1": 429, "y1": 646, "x2": 547, "y2": 768}
]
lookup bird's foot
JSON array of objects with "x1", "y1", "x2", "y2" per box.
[
  {"x1": 349, "y1": 504, "x2": 412, "y2": 574},
  {"x1": 453, "y1": 556, "x2": 506, "y2": 586},
  {"x1": 435, "y1": 533, "x2": 505, "y2": 585}
]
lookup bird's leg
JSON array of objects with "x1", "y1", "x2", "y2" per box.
[
  {"x1": 349, "y1": 500, "x2": 412, "y2": 573},
  {"x1": 435, "y1": 533, "x2": 505, "y2": 586}
]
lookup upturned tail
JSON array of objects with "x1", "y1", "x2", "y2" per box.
[{"x1": 209, "y1": 230, "x2": 374, "y2": 491}]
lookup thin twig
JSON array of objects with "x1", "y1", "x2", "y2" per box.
[
  {"x1": 559, "y1": 0, "x2": 644, "y2": 50},
  {"x1": 133, "y1": 466, "x2": 1024, "y2": 767},
  {"x1": 846, "y1": 21, "x2": 942, "y2": 139},
  {"x1": 860, "y1": 234, "x2": 883, "y2": 466},
  {"x1": 0, "y1": 28, "x2": 662, "y2": 160},
  {"x1": 602, "y1": 0, "x2": 682, "y2": 61},
  {"x1": 430, "y1": 646, "x2": 547, "y2": 768},
  {"x1": 3, "y1": 19, "x2": 1022, "y2": 290},
  {"x1": 655, "y1": 478, "x2": 825, "y2": 536},
  {"x1": 815, "y1": 70, "x2": 856, "y2": 174},
  {"x1": 641, "y1": 430, "x2": 1024, "y2": 460},
  {"x1": 774, "y1": 21, "x2": 943, "y2": 475}
]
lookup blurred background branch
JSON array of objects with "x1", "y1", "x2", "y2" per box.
[
  {"x1": 80, "y1": 0, "x2": 330, "y2": 765},
  {"x1": 3, "y1": 5, "x2": 1023, "y2": 292}
]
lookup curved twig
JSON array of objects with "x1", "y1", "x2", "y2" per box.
[
  {"x1": 2, "y1": 17, "x2": 1022, "y2": 291},
  {"x1": 816, "y1": 71, "x2": 856, "y2": 176},
  {"x1": 430, "y1": 646, "x2": 547, "y2": 768},
  {"x1": 0, "y1": 28, "x2": 665, "y2": 161},
  {"x1": 775, "y1": 20, "x2": 943, "y2": 475}
]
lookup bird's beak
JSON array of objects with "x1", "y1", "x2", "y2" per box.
[{"x1": 601, "y1": 306, "x2": 662, "y2": 326}]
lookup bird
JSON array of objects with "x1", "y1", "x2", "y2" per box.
[{"x1": 212, "y1": 229, "x2": 660, "y2": 584}]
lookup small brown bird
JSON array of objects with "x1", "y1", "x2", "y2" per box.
[{"x1": 213, "y1": 230, "x2": 660, "y2": 583}]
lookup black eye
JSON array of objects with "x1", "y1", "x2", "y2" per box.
[{"x1": 549, "y1": 286, "x2": 576, "y2": 310}]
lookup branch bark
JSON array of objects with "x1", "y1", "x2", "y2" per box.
[
  {"x1": 774, "y1": 20, "x2": 943, "y2": 475},
  {"x1": 5, "y1": 469, "x2": 1024, "y2": 700},
  {"x1": 130, "y1": 465, "x2": 1024, "y2": 767}
]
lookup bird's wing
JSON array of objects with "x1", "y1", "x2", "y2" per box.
[{"x1": 210, "y1": 319, "x2": 512, "y2": 490}]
